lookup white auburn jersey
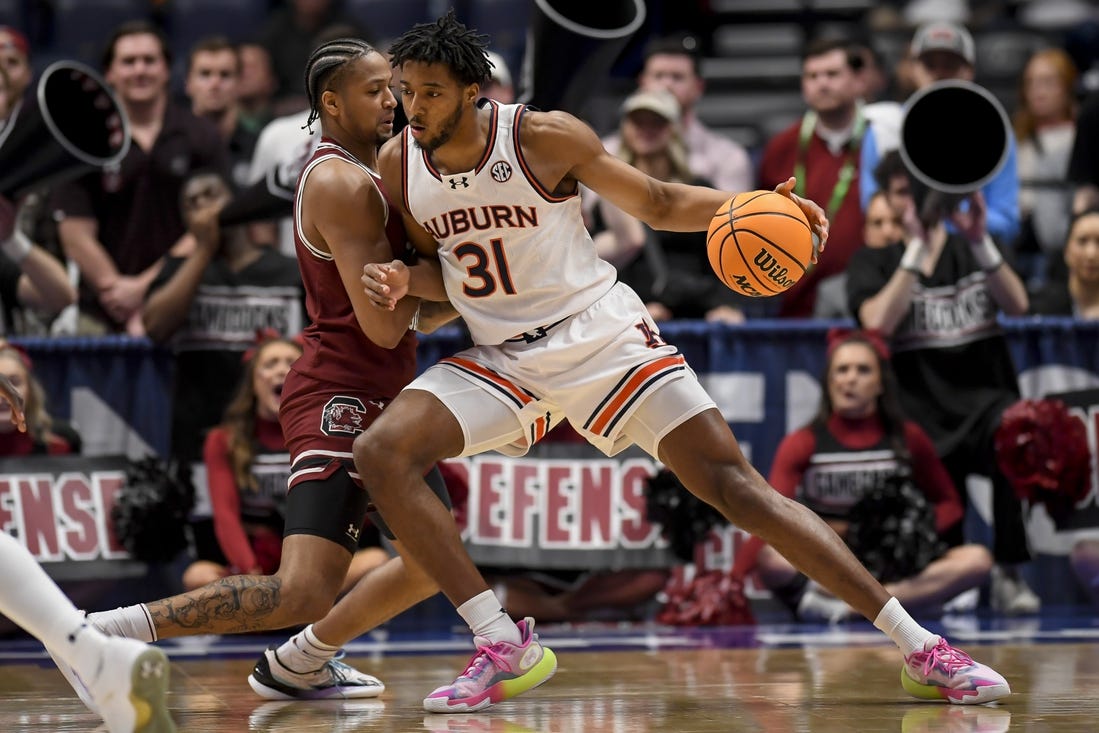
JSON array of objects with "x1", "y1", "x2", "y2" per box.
[{"x1": 402, "y1": 100, "x2": 617, "y2": 345}]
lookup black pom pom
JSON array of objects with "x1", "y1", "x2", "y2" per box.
[
  {"x1": 845, "y1": 473, "x2": 945, "y2": 583},
  {"x1": 644, "y1": 468, "x2": 726, "y2": 562},
  {"x1": 110, "y1": 456, "x2": 195, "y2": 563}
]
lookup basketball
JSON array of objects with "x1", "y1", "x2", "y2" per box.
[{"x1": 706, "y1": 190, "x2": 815, "y2": 298}]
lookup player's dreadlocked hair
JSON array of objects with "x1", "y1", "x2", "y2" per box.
[
  {"x1": 303, "y1": 37, "x2": 375, "y2": 131},
  {"x1": 388, "y1": 11, "x2": 492, "y2": 87}
]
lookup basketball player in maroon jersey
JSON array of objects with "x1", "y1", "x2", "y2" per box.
[
  {"x1": 355, "y1": 13, "x2": 1009, "y2": 712},
  {"x1": 52, "y1": 39, "x2": 460, "y2": 702}
]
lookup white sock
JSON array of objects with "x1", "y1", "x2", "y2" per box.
[
  {"x1": 457, "y1": 589, "x2": 519, "y2": 645},
  {"x1": 88, "y1": 604, "x2": 157, "y2": 642},
  {"x1": 873, "y1": 597, "x2": 934, "y2": 657},
  {"x1": 275, "y1": 624, "x2": 339, "y2": 673}
]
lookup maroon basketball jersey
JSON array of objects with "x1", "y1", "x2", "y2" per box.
[{"x1": 288, "y1": 138, "x2": 417, "y2": 396}]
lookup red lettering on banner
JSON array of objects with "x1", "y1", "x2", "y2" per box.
[
  {"x1": 543, "y1": 464, "x2": 575, "y2": 545},
  {"x1": 618, "y1": 461, "x2": 659, "y2": 546},
  {"x1": 58, "y1": 473, "x2": 98, "y2": 559},
  {"x1": 510, "y1": 462, "x2": 538, "y2": 546},
  {"x1": 579, "y1": 464, "x2": 613, "y2": 546},
  {"x1": 474, "y1": 461, "x2": 506, "y2": 542},
  {"x1": 19, "y1": 475, "x2": 60, "y2": 560}
]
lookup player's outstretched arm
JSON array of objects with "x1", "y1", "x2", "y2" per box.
[{"x1": 523, "y1": 111, "x2": 827, "y2": 244}]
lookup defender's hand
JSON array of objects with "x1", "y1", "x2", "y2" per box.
[{"x1": 362, "y1": 260, "x2": 411, "y2": 310}]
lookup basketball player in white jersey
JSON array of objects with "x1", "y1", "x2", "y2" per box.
[
  {"x1": 0, "y1": 371, "x2": 175, "y2": 732},
  {"x1": 357, "y1": 13, "x2": 1011, "y2": 713}
]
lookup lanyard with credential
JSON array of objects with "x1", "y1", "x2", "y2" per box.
[{"x1": 792, "y1": 107, "x2": 866, "y2": 222}]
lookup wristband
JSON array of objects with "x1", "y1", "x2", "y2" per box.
[
  {"x1": 970, "y1": 234, "x2": 1004, "y2": 273},
  {"x1": 0, "y1": 229, "x2": 33, "y2": 264},
  {"x1": 409, "y1": 301, "x2": 421, "y2": 332},
  {"x1": 898, "y1": 238, "x2": 925, "y2": 274}
]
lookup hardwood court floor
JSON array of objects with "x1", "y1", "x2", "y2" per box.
[{"x1": 1, "y1": 629, "x2": 1097, "y2": 732}]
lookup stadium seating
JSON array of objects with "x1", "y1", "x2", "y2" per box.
[{"x1": 52, "y1": 0, "x2": 149, "y2": 64}]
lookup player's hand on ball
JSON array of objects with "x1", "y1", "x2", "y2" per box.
[
  {"x1": 362, "y1": 260, "x2": 410, "y2": 310},
  {"x1": 774, "y1": 177, "x2": 829, "y2": 262}
]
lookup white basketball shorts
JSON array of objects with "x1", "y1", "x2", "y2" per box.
[{"x1": 405, "y1": 282, "x2": 716, "y2": 458}]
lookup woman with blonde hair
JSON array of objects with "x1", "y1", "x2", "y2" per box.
[{"x1": 0, "y1": 344, "x2": 80, "y2": 455}]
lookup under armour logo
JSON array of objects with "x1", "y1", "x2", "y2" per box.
[
  {"x1": 448, "y1": 176, "x2": 469, "y2": 189},
  {"x1": 519, "y1": 326, "x2": 549, "y2": 343},
  {"x1": 346, "y1": 523, "x2": 361, "y2": 542},
  {"x1": 635, "y1": 321, "x2": 665, "y2": 348}
]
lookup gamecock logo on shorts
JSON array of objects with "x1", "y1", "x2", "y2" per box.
[{"x1": 320, "y1": 396, "x2": 369, "y2": 436}]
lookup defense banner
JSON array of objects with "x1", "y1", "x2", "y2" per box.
[{"x1": 0, "y1": 455, "x2": 145, "y2": 580}]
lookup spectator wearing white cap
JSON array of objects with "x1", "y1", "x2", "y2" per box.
[
  {"x1": 593, "y1": 89, "x2": 746, "y2": 324},
  {"x1": 859, "y1": 21, "x2": 1020, "y2": 246},
  {"x1": 605, "y1": 33, "x2": 753, "y2": 195},
  {"x1": 482, "y1": 50, "x2": 514, "y2": 104}
]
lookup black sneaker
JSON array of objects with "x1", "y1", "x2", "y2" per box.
[{"x1": 247, "y1": 646, "x2": 385, "y2": 700}]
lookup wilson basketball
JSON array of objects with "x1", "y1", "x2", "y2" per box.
[{"x1": 706, "y1": 190, "x2": 815, "y2": 298}]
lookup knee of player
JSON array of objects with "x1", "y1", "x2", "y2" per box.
[
  {"x1": 351, "y1": 430, "x2": 386, "y2": 471},
  {"x1": 276, "y1": 572, "x2": 342, "y2": 622}
]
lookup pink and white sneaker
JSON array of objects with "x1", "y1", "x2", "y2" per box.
[
  {"x1": 901, "y1": 635, "x2": 1010, "y2": 705},
  {"x1": 423, "y1": 618, "x2": 557, "y2": 713}
]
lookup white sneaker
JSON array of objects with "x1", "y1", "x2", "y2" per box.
[
  {"x1": 796, "y1": 583, "x2": 852, "y2": 624},
  {"x1": 46, "y1": 642, "x2": 99, "y2": 714},
  {"x1": 87, "y1": 636, "x2": 175, "y2": 733},
  {"x1": 990, "y1": 566, "x2": 1041, "y2": 616}
]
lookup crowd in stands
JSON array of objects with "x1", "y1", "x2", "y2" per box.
[{"x1": 0, "y1": 0, "x2": 1097, "y2": 623}]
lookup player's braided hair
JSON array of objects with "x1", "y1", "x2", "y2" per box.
[
  {"x1": 388, "y1": 10, "x2": 492, "y2": 87},
  {"x1": 303, "y1": 37, "x2": 375, "y2": 131}
]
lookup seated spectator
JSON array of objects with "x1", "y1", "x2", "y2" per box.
[
  {"x1": 1013, "y1": 48, "x2": 1079, "y2": 280},
  {"x1": 749, "y1": 331, "x2": 991, "y2": 621},
  {"x1": 142, "y1": 171, "x2": 304, "y2": 567},
  {"x1": 611, "y1": 32, "x2": 753, "y2": 194},
  {"x1": 1029, "y1": 208, "x2": 1099, "y2": 318},
  {"x1": 759, "y1": 37, "x2": 867, "y2": 318},
  {"x1": 185, "y1": 36, "x2": 260, "y2": 189},
  {"x1": 594, "y1": 90, "x2": 745, "y2": 323},
  {"x1": 859, "y1": 22, "x2": 1020, "y2": 246},
  {"x1": 182, "y1": 334, "x2": 388, "y2": 591},
  {"x1": 814, "y1": 190, "x2": 903, "y2": 319},
  {"x1": 0, "y1": 344, "x2": 80, "y2": 455},
  {"x1": 52, "y1": 21, "x2": 229, "y2": 336},
  {"x1": 236, "y1": 42, "x2": 277, "y2": 135},
  {"x1": 0, "y1": 25, "x2": 32, "y2": 103}
]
